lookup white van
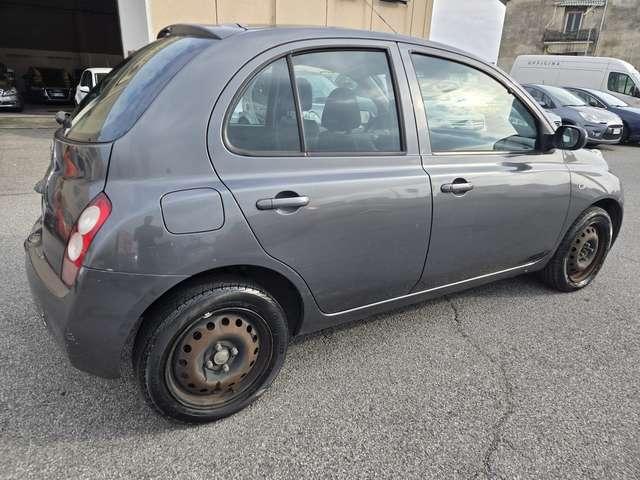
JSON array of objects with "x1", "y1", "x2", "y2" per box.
[
  {"x1": 74, "y1": 67, "x2": 112, "y2": 104},
  {"x1": 510, "y1": 55, "x2": 640, "y2": 107}
]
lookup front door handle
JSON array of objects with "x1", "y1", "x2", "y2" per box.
[
  {"x1": 441, "y1": 180, "x2": 473, "y2": 195},
  {"x1": 256, "y1": 195, "x2": 309, "y2": 211}
]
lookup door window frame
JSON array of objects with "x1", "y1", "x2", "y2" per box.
[
  {"x1": 398, "y1": 43, "x2": 556, "y2": 157},
  {"x1": 564, "y1": 8, "x2": 585, "y2": 33},
  {"x1": 221, "y1": 44, "x2": 409, "y2": 158}
]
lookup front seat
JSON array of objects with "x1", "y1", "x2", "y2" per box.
[{"x1": 316, "y1": 87, "x2": 375, "y2": 152}]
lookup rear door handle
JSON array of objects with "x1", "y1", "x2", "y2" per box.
[
  {"x1": 256, "y1": 196, "x2": 310, "y2": 210},
  {"x1": 441, "y1": 181, "x2": 473, "y2": 195}
]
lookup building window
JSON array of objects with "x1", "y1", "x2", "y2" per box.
[{"x1": 564, "y1": 8, "x2": 585, "y2": 33}]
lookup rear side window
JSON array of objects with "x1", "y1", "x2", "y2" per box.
[
  {"x1": 225, "y1": 49, "x2": 403, "y2": 155},
  {"x1": 412, "y1": 54, "x2": 538, "y2": 153},
  {"x1": 292, "y1": 50, "x2": 402, "y2": 153},
  {"x1": 66, "y1": 36, "x2": 210, "y2": 143}
]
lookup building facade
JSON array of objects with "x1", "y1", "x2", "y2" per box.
[
  {"x1": 0, "y1": 0, "x2": 507, "y2": 93},
  {"x1": 499, "y1": 0, "x2": 640, "y2": 72},
  {"x1": 126, "y1": 0, "x2": 507, "y2": 63}
]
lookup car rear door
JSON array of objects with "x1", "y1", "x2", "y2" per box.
[
  {"x1": 399, "y1": 44, "x2": 571, "y2": 289},
  {"x1": 208, "y1": 40, "x2": 431, "y2": 314}
]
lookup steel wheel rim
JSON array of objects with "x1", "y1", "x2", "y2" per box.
[
  {"x1": 165, "y1": 308, "x2": 269, "y2": 408},
  {"x1": 567, "y1": 222, "x2": 605, "y2": 283}
]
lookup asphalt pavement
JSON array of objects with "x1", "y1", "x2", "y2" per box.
[{"x1": 0, "y1": 127, "x2": 638, "y2": 479}]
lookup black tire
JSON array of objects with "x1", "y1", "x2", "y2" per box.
[
  {"x1": 621, "y1": 123, "x2": 630, "y2": 144},
  {"x1": 134, "y1": 277, "x2": 289, "y2": 423},
  {"x1": 539, "y1": 206, "x2": 612, "y2": 292}
]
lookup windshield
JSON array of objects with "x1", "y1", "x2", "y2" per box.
[
  {"x1": 591, "y1": 89, "x2": 629, "y2": 107},
  {"x1": 66, "y1": 36, "x2": 210, "y2": 142},
  {"x1": 542, "y1": 85, "x2": 586, "y2": 106}
]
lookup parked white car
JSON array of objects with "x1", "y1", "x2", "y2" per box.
[
  {"x1": 510, "y1": 55, "x2": 640, "y2": 107},
  {"x1": 75, "y1": 67, "x2": 111, "y2": 104}
]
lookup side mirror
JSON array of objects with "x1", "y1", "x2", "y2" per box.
[
  {"x1": 55, "y1": 110, "x2": 71, "y2": 129},
  {"x1": 79, "y1": 85, "x2": 90, "y2": 93},
  {"x1": 554, "y1": 125, "x2": 587, "y2": 150}
]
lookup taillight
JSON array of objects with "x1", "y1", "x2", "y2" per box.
[{"x1": 61, "y1": 192, "x2": 111, "y2": 286}]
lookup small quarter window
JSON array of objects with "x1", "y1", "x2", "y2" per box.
[
  {"x1": 226, "y1": 58, "x2": 301, "y2": 154},
  {"x1": 412, "y1": 54, "x2": 538, "y2": 153}
]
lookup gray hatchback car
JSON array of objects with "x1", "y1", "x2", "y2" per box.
[{"x1": 25, "y1": 24, "x2": 623, "y2": 423}]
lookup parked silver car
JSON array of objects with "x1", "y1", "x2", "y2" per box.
[{"x1": 25, "y1": 25, "x2": 623, "y2": 423}]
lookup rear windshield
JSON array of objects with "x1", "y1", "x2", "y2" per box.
[{"x1": 66, "y1": 36, "x2": 210, "y2": 143}]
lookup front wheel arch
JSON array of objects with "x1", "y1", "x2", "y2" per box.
[{"x1": 592, "y1": 198, "x2": 623, "y2": 243}]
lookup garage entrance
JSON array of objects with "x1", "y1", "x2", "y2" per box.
[{"x1": 0, "y1": 0, "x2": 124, "y2": 113}]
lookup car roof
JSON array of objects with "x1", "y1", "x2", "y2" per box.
[
  {"x1": 157, "y1": 23, "x2": 480, "y2": 62},
  {"x1": 85, "y1": 68, "x2": 112, "y2": 73}
]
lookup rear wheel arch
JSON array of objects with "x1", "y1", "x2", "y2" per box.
[{"x1": 132, "y1": 265, "x2": 304, "y2": 350}]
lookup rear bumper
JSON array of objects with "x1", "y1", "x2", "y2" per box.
[{"x1": 25, "y1": 220, "x2": 186, "y2": 378}]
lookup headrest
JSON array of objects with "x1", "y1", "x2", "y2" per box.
[
  {"x1": 321, "y1": 87, "x2": 361, "y2": 132},
  {"x1": 297, "y1": 77, "x2": 312, "y2": 111}
]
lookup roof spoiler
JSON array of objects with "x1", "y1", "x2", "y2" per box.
[{"x1": 157, "y1": 23, "x2": 247, "y2": 40}]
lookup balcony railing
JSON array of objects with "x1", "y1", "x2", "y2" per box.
[{"x1": 543, "y1": 28, "x2": 599, "y2": 43}]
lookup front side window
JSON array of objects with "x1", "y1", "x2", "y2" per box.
[
  {"x1": 412, "y1": 54, "x2": 538, "y2": 153},
  {"x1": 227, "y1": 58, "x2": 300, "y2": 153},
  {"x1": 291, "y1": 50, "x2": 402, "y2": 153},
  {"x1": 608, "y1": 72, "x2": 639, "y2": 97}
]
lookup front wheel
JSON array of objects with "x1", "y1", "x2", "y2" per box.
[
  {"x1": 539, "y1": 206, "x2": 612, "y2": 291},
  {"x1": 134, "y1": 278, "x2": 289, "y2": 423}
]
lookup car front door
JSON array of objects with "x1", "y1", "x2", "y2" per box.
[
  {"x1": 400, "y1": 44, "x2": 571, "y2": 289},
  {"x1": 209, "y1": 40, "x2": 431, "y2": 314}
]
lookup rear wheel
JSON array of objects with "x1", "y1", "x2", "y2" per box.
[
  {"x1": 539, "y1": 206, "x2": 612, "y2": 291},
  {"x1": 134, "y1": 278, "x2": 289, "y2": 423}
]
